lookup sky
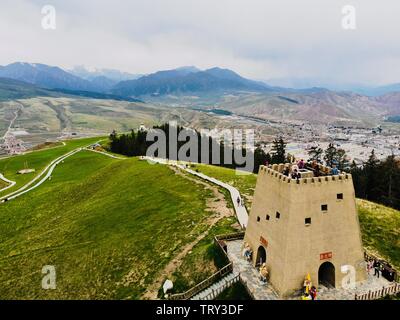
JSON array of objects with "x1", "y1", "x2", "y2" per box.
[{"x1": 1, "y1": 0, "x2": 400, "y2": 87}]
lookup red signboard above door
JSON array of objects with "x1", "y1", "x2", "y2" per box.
[{"x1": 320, "y1": 252, "x2": 333, "y2": 260}]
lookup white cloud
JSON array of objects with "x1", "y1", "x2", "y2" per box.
[{"x1": 0, "y1": 0, "x2": 399, "y2": 85}]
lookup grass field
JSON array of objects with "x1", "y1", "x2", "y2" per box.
[
  {"x1": 357, "y1": 199, "x2": 400, "y2": 270},
  {"x1": 0, "y1": 136, "x2": 104, "y2": 197},
  {"x1": 0, "y1": 179, "x2": 9, "y2": 190},
  {"x1": 0, "y1": 150, "x2": 218, "y2": 299},
  {"x1": 192, "y1": 164, "x2": 257, "y2": 206}
]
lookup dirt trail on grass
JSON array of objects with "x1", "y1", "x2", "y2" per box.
[{"x1": 141, "y1": 167, "x2": 236, "y2": 300}]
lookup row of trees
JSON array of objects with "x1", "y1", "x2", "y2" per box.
[
  {"x1": 350, "y1": 150, "x2": 400, "y2": 210},
  {"x1": 108, "y1": 124, "x2": 277, "y2": 173},
  {"x1": 307, "y1": 143, "x2": 349, "y2": 170}
]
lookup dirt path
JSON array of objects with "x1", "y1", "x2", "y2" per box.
[{"x1": 141, "y1": 167, "x2": 235, "y2": 300}]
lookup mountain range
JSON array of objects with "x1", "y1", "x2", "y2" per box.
[
  {"x1": 0, "y1": 62, "x2": 399, "y2": 126},
  {"x1": 1, "y1": 62, "x2": 400, "y2": 98},
  {"x1": 112, "y1": 66, "x2": 271, "y2": 97}
]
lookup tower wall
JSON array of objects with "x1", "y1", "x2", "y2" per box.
[{"x1": 244, "y1": 165, "x2": 366, "y2": 297}]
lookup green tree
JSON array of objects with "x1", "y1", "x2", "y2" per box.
[
  {"x1": 324, "y1": 143, "x2": 337, "y2": 167},
  {"x1": 336, "y1": 148, "x2": 349, "y2": 171},
  {"x1": 307, "y1": 146, "x2": 323, "y2": 163},
  {"x1": 365, "y1": 149, "x2": 380, "y2": 201},
  {"x1": 270, "y1": 137, "x2": 286, "y2": 164}
]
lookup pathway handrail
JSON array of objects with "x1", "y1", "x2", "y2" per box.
[
  {"x1": 168, "y1": 263, "x2": 233, "y2": 300},
  {"x1": 355, "y1": 282, "x2": 400, "y2": 300}
]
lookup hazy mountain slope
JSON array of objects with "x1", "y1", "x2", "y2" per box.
[
  {"x1": 214, "y1": 90, "x2": 393, "y2": 125},
  {"x1": 112, "y1": 67, "x2": 270, "y2": 97},
  {"x1": 373, "y1": 92, "x2": 400, "y2": 116},
  {"x1": 0, "y1": 77, "x2": 59, "y2": 101},
  {"x1": 0, "y1": 62, "x2": 97, "y2": 92}
]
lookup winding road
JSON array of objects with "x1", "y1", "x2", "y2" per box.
[{"x1": 0, "y1": 144, "x2": 125, "y2": 203}]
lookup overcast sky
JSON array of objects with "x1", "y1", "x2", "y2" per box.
[{"x1": 1, "y1": 0, "x2": 399, "y2": 86}]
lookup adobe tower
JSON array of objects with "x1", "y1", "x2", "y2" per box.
[{"x1": 244, "y1": 163, "x2": 366, "y2": 297}]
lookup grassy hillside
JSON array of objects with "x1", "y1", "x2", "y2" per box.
[
  {"x1": 192, "y1": 164, "x2": 257, "y2": 206},
  {"x1": 357, "y1": 199, "x2": 400, "y2": 270},
  {"x1": 0, "y1": 151, "x2": 218, "y2": 299},
  {"x1": 0, "y1": 137, "x2": 103, "y2": 197}
]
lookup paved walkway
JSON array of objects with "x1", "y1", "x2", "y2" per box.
[
  {"x1": 141, "y1": 157, "x2": 248, "y2": 228},
  {"x1": 226, "y1": 240, "x2": 393, "y2": 300},
  {"x1": 227, "y1": 240, "x2": 279, "y2": 300},
  {"x1": 85, "y1": 148, "x2": 127, "y2": 160}
]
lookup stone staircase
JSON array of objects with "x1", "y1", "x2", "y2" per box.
[{"x1": 191, "y1": 272, "x2": 240, "y2": 300}]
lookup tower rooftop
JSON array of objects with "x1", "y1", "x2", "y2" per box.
[{"x1": 260, "y1": 163, "x2": 352, "y2": 185}]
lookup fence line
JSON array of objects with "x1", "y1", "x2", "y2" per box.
[
  {"x1": 355, "y1": 282, "x2": 400, "y2": 300},
  {"x1": 168, "y1": 232, "x2": 245, "y2": 300}
]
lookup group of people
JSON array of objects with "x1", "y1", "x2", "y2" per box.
[
  {"x1": 367, "y1": 259, "x2": 383, "y2": 278},
  {"x1": 283, "y1": 165, "x2": 301, "y2": 180},
  {"x1": 302, "y1": 274, "x2": 317, "y2": 300}
]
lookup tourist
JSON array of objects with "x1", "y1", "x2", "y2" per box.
[
  {"x1": 367, "y1": 259, "x2": 374, "y2": 274},
  {"x1": 283, "y1": 166, "x2": 290, "y2": 176},
  {"x1": 291, "y1": 169, "x2": 301, "y2": 180},
  {"x1": 331, "y1": 164, "x2": 339, "y2": 175},
  {"x1": 297, "y1": 159, "x2": 305, "y2": 169},
  {"x1": 259, "y1": 263, "x2": 268, "y2": 282},
  {"x1": 243, "y1": 243, "x2": 252, "y2": 262},
  {"x1": 314, "y1": 165, "x2": 321, "y2": 177},
  {"x1": 374, "y1": 260, "x2": 380, "y2": 278},
  {"x1": 310, "y1": 286, "x2": 317, "y2": 300},
  {"x1": 303, "y1": 274, "x2": 312, "y2": 294}
]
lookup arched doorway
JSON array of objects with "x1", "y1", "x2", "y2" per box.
[
  {"x1": 255, "y1": 246, "x2": 267, "y2": 266},
  {"x1": 318, "y1": 262, "x2": 335, "y2": 288}
]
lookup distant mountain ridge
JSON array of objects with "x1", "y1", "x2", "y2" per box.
[
  {"x1": 112, "y1": 66, "x2": 271, "y2": 97},
  {"x1": 0, "y1": 62, "x2": 97, "y2": 92}
]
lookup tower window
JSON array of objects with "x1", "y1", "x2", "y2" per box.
[
  {"x1": 266, "y1": 214, "x2": 270, "y2": 221},
  {"x1": 321, "y1": 204, "x2": 328, "y2": 211},
  {"x1": 257, "y1": 216, "x2": 260, "y2": 222},
  {"x1": 305, "y1": 218, "x2": 311, "y2": 225},
  {"x1": 276, "y1": 212, "x2": 281, "y2": 219},
  {"x1": 337, "y1": 193, "x2": 344, "y2": 200}
]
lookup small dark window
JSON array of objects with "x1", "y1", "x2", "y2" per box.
[
  {"x1": 276, "y1": 212, "x2": 281, "y2": 219},
  {"x1": 257, "y1": 216, "x2": 260, "y2": 222},
  {"x1": 337, "y1": 193, "x2": 343, "y2": 200},
  {"x1": 321, "y1": 204, "x2": 328, "y2": 211},
  {"x1": 266, "y1": 214, "x2": 270, "y2": 221},
  {"x1": 305, "y1": 217, "x2": 311, "y2": 225}
]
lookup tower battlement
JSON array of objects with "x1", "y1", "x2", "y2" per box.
[{"x1": 259, "y1": 164, "x2": 352, "y2": 187}]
